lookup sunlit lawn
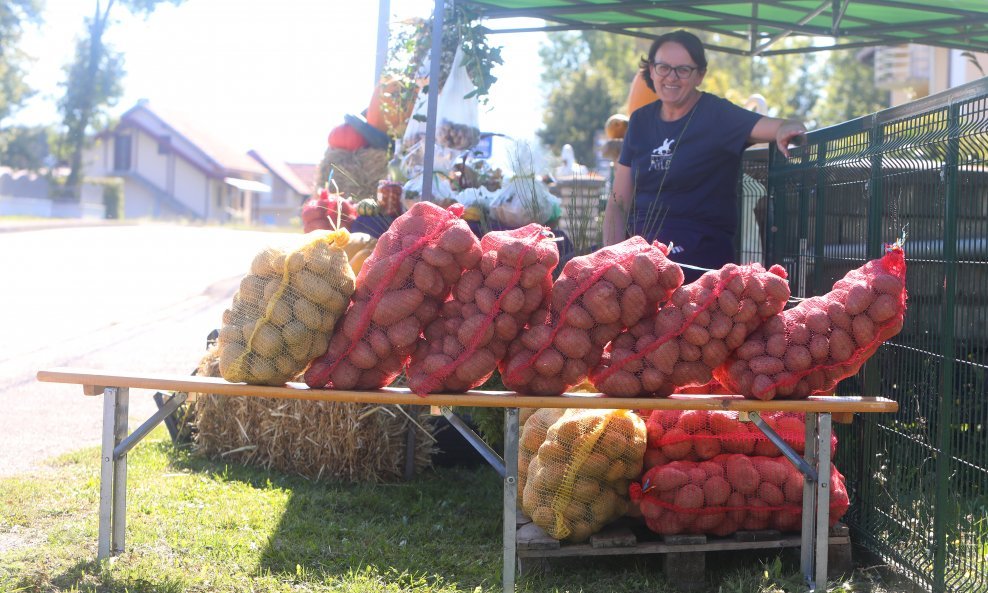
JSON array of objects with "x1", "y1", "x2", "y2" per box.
[{"x1": 0, "y1": 427, "x2": 910, "y2": 592}]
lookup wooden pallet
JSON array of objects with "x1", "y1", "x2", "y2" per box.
[{"x1": 516, "y1": 512, "x2": 852, "y2": 589}]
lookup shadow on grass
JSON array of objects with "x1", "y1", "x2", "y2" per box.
[
  {"x1": 16, "y1": 557, "x2": 187, "y2": 593},
  {"x1": 166, "y1": 441, "x2": 506, "y2": 590}
]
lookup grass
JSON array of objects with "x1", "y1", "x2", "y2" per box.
[{"x1": 0, "y1": 427, "x2": 913, "y2": 593}]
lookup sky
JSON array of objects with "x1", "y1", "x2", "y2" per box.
[{"x1": 15, "y1": 0, "x2": 548, "y2": 165}]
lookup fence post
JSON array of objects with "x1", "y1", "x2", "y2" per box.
[
  {"x1": 812, "y1": 140, "x2": 827, "y2": 294},
  {"x1": 933, "y1": 101, "x2": 961, "y2": 593}
]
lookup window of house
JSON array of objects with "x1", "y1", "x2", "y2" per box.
[{"x1": 113, "y1": 134, "x2": 132, "y2": 171}]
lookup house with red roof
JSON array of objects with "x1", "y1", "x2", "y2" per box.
[
  {"x1": 247, "y1": 150, "x2": 312, "y2": 225},
  {"x1": 86, "y1": 100, "x2": 310, "y2": 225}
]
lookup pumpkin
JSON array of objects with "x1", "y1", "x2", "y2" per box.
[
  {"x1": 624, "y1": 73, "x2": 658, "y2": 116},
  {"x1": 605, "y1": 114, "x2": 629, "y2": 140},
  {"x1": 328, "y1": 124, "x2": 368, "y2": 151},
  {"x1": 356, "y1": 198, "x2": 380, "y2": 217}
]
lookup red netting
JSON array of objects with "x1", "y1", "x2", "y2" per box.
[
  {"x1": 714, "y1": 246, "x2": 908, "y2": 400},
  {"x1": 407, "y1": 224, "x2": 559, "y2": 394},
  {"x1": 640, "y1": 410, "x2": 837, "y2": 470},
  {"x1": 591, "y1": 263, "x2": 790, "y2": 397},
  {"x1": 501, "y1": 236, "x2": 684, "y2": 395},
  {"x1": 304, "y1": 202, "x2": 481, "y2": 389},
  {"x1": 629, "y1": 454, "x2": 849, "y2": 536}
]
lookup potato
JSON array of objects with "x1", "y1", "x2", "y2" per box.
[
  {"x1": 678, "y1": 341, "x2": 702, "y2": 363},
  {"x1": 682, "y1": 324, "x2": 710, "y2": 347},
  {"x1": 619, "y1": 284, "x2": 647, "y2": 327},
  {"x1": 726, "y1": 456, "x2": 760, "y2": 494},
  {"x1": 629, "y1": 252, "x2": 659, "y2": 288},
  {"x1": 250, "y1": 322, "x2": 283, "y2": 358},
  {"x1": 766, "y1": 333, "x2": 788, "y2": 358},
  {"x1": 871, "y1": 272, "x2": 903, "y2": 295},
  {"x1": 716, "y1": 289, "x2": 741, "y2": 316},
  {"x1": 371, "y1": 288, "x2": 425, "y2": 326},
  {"x1": 829, "y1": 328, "x2": 855, "y2": 362},
  {"x1": 750, "y1": 355, "x2": 784, "y2": 375},
  {"x1": 788, "y1": 322, "x2": 810, "y2": 345},
  {"x1": 867, "y1": 293, "x2": 899, "y2": 323},
  {"x1": 851, "y1": 313, "x2": 877, "y2": 346},
  {"x1": 582, "y1": 281, "x2": 621, "y2": 324},
  {"x1": 784, "y1": 345, "x2": 813, "y2": 372}
]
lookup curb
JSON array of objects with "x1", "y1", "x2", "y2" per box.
[{"x1": 0, "y1": 219, "x2": 135, "y2": 233}]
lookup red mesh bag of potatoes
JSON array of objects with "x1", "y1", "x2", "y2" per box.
[
  {"x1": 304, "y1": 202, "x2": 481, "y2": 389},
  {"x1": 629, "y1": 454, "x2": 850, "y2": 536},
  {"x1": 518, "y1": 408, "x2": 566, "y2": 499},
  {"x1": 501, "y1": 237, "x2": 684, "y2": 395},
  {"x1": 592, "y1": 263, "x2": 790, "y2": 397},
  {"x1": 523, "y1": 409, "x2": 647, "y2": 542},
  {"x1": 407, "y1": 224, "x2": 559, "y2": 394},
  {"x1": 714, "y1": 244, "x2": 908, "y2": 400},
  {"x1": 640, "y1": 410, "x2": 837, "y2": 471},
  {"x1": 218, "y1": 229, "x2": 356, "y2": 386}
]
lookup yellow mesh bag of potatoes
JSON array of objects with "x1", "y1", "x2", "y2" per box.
[
  {"x1": 523, "y1": 408, "x2": 646, "y2": 542},
  {"x1": 518, "y1": 408, "x2": 566, "y2": 499},
  {"x1": 218, "y1": 228, "x2": 356, "y2": 385}
]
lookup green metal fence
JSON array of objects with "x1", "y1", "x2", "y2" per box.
[{"x1": 743, "y1": 77, "x2": 988, "y2": 593}]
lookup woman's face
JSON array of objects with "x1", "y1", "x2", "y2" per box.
[{"x1": 649, "y1": 41, "x2": 706, "y2": 106}]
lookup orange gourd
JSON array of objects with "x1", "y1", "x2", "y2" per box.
[
  {"x1": 605, "y1": 114, "x2": 629, "y2": 140},
  {"x1": 624, "y1": 72, "x2": 658, "y2": 116},
  {"x1": 366, "y1": 77, "x2": 417, "y2": 137}
]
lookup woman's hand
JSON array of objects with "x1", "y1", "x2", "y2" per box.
[
  {"x1": 603, "y1": 164, "x2": 633, "y2": 246},
  {"x1": 750, "y1": 116, "x2": 807, "y2": 159},
  {"x1": 775, "y1": 121, "x2": 807, "y2": 158}
]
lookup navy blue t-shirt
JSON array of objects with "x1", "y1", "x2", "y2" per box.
[{"x1": 618, "y1": 93, "x2": 760, "y2": 277}]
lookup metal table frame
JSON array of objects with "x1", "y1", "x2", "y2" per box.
[{"x1": 37, "y1": 368, "x2": 894, "y2": 593}]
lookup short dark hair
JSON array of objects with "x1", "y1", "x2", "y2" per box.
[{"x1": 637, "y1": 30, "x2": 708, "y2": 92}]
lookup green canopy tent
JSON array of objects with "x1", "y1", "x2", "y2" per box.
[
  {"x1": 415, "y1": 0, "x2": 988, "y2": 193},
  {"x1": 459, "y1": 0, "x2": 988, "y2": 56}
]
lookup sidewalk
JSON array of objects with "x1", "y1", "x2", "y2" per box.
[{"x1": 0, "y1": 218, "x2": 132, "y2": 233}]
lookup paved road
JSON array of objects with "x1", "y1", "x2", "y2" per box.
[{"x1": 0, "y1": 223, "x2": 298, "y2": 477}]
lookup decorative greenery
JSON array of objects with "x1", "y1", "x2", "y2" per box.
[{"x1": 377, "y1": 1, "x2": 503, "y2": 140}]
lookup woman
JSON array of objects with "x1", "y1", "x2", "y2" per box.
[{"x1": 602, "y1": 30, "x2": 806, "y2": 282}]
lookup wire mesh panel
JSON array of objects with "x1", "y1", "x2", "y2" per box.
[{"x1": 756, "y1": 78, "x2": 988, "y2": 593}]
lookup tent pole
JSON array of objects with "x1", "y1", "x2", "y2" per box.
[
  {"x1": 422, "y1": 0, "x2": 445, "y2": 201},
  {"x1": 375, "y1": 0, "x2": 391, "y2": 84}
]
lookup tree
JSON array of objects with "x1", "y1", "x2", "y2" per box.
[
  {"x1": 812, "y1": 49, "x2": 888, "y2": 128},
  {"x1": 0, "y1": 0, "x2": 42, "y2": 126},
  {"x1": 537, "y1": 31, "x2": 647, "y2": 163},
  {"x1": 57, "y1": 0, "x2": 181, "y2": 199},
  {"x1": 537, "y1": 68, "x2": 615, "y2": 166},
  {"x1": 0, "y1": 125, "x2": 52, "y2": 170}
]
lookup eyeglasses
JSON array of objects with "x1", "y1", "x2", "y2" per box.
[{"x1": 652, "y1": 62, "x2": 699, "y2": 79}]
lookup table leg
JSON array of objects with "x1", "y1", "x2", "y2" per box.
[
  {"x1": 98, "y1": 387, "x2": 129, "y2": 559},
  {"x1": 503, "y1": 408, "x2": 519, "y2": 593},
  {"x1": 814, "y1": 413, "x2": 832, "y2": 589},
  {"x1": 801, "y1": 412, "x2": 820, "y2": 587}
]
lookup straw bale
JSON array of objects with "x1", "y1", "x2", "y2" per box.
[
  {"x1": 316, "y1": 147, "x2": 389, "y2": 202},
  {"x1": 187, "y1": 351, "x2": 432, "y2": 482}
]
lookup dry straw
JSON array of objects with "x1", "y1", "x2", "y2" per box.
[
  {"x1": 187, "y1": 347, "x2": 436, "y2": 482},
  {"x1": 316, "y1": 147, "x2": 389, "y2": 201}
]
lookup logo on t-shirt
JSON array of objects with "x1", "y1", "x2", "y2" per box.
[{"x1": 649, "y1": 138, "x2": 675, "y2": 171}]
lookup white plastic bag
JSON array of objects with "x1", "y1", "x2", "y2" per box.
[
  {"x1": 490, "y1": 176, "x2": 560, "y2": 227},
  {"x1": 436, "y1": 47, "x2": 481, "y2": 150},
  {"x1": 402, "y1": 173, "x2": 456, "y2": 210}
]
